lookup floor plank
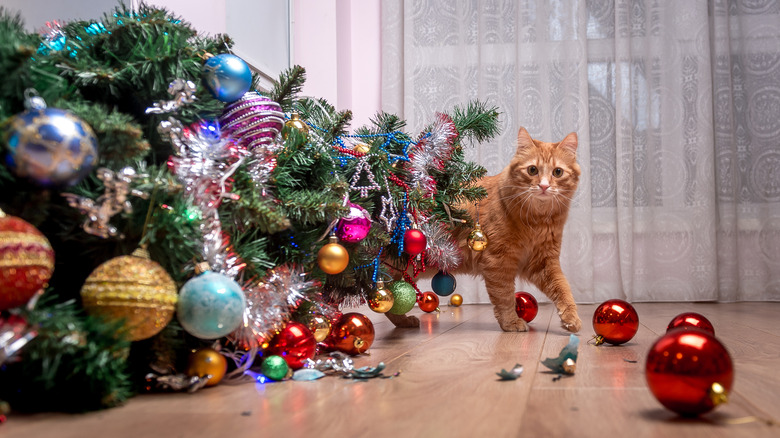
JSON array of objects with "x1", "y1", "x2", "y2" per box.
[{"x1": 2, "y1": 303, "x2": 779, "y2": 438}]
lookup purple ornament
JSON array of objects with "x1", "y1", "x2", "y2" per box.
[
  {"x1": 336, "y1": 203, "x2": 372, "y2": 243},
  {"x1": 219, "y1": 92, "x2": 284, "y2": 150}
]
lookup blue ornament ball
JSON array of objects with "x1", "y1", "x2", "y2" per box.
[
  {"x1": 4, "y1": 108, "x2": 98, "y2": 187},
  {"x1": 177, "y1": 270, "x2": 246, "y2": 339},
  {"x1": 202, "y1": 53, "x2": 253, "y2": 103},
  {"x1": 431, "y1": 271, "x2": 457, "y2": 297}
]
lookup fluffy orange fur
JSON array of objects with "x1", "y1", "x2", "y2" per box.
[{"x1": 387, "y1": 127, "x2": 582, "y2": 332}]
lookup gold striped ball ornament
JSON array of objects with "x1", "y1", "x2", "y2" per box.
[
  {"x1": 0, "y1": 210, "x2": 54, "y2": 310},
  {"x1": 81, "y1": 248, "x2": 178, "y2": 341}
]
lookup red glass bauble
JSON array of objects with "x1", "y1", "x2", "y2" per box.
[
  {"x1": 646, "y1": 329, "x2": 734, "y2": 416},
  {"x1": 403, "y1": 228, "x2": 427, "y2": 256},
  {"x1": 592, "y1": 299, "x2": 639, "y2": 345},
  {"x1": 268, "y1": 321, "x2": 317, "y2": 370},
  {"x1": 0, "y1": 213, "x2": 55, "y2": 310},
  {"x1": 666, "y1": 312, "x2": 715, "y2": 335},
  {"x1": 328, "y1": 312, "x2": 375, "y2": 355},
  {"x1": 514, "y1": 291, "x2": 538, "y2": 322},
  {"x1": 418, "y1": 291, "x2": 439, "y2": 313}
]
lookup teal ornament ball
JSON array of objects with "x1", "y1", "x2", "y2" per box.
[
  {"x1": 261, "y1": 355, "x2": 289, "y2": 381},
  {"x1": 431, "y1": 271, "x2": 457, "y2": 296},
  {"x1": 388, "y1": 280, "x2": 417, "y2": 315},
  {"x1": 4, "y1": 107, "x2": 98, "y2": 187},
  {"x1": 177, "y1": 271, "x2": 246, "y2": 339},
  {"x1": 202, "y1": 53, "x2": 252, "y2": 103}
]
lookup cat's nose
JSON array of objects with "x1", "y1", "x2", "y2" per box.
[{"x1": 539, "y1": 182, "x2": 550, "y2": 192}]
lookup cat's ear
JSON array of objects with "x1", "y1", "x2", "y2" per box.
[
  {"x1": 558, "y1": 132, "x2": 578, "y2": 155},
  {"x1": 516, "y1": 127, "x2": 534, "y2": 154}
]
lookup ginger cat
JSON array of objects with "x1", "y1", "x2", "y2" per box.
[{"x1": 387, "y1": 127, "x2": 582, "y2": 333}]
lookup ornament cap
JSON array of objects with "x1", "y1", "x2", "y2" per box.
[
  {"x1": 709, "y1": 382, "x2": 728, "y2": 406},
  {"x1": 328, "y1": 235, "x2": 339, "y2": 244},
  {"x1": 593, "y1": 334, "x2": 605, "y2": 346},
  {"x1": 562, "y1": 358, "x2": 576, "y2": 375},
  {"x1": 131, "y1": 247, "x2": 151, "y2": 260},
  {"x1": 194, "y1": 261, "x2": 211, "y2": 275}
]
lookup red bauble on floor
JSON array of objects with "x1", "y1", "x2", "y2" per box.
[
  {"x1": 592, "y1": 299, "x2": 639, "y2": 345},
  {"x1": 418, "y1": 291, "x2": 439, "y2": 313},
  {"x1": 514, "y1": 291, "x2": 538, "y2": 322},
  {"x1": 268, "y1": 321, "x2": 317, "y2": 370},
  {"x1": 666, "y1": 312, "x2": 715, "y2": 335},
  {"x1": 646, "y1": 329, "x2": 733, "y2": 416}
]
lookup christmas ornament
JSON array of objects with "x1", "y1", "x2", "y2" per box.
[
  {"x1": 542, "y1": 334, "x2": 579, "y2": 375},
  {"x1": 514, "y1": 291, "x2": 538, "y2": 323},
  {"x1": 388, "y1": 280, "x2": 417, "y2": 315},
  {"x1": 349, "y1": 156, "x2": 381, "y2": 197},
  {"x1": 418, "y1": 291, "x2": 439, "y2": 313},
  {"x1": 379, "y1": 177, "x2": 398, "y2": 233},
  {"x1": 403, "y1": 227, "x2": 427, "y2": 256},
  {"x1": 186, "y1": 347, "x2": 228, "y2": 387},
  {"x1": 283, "y1": 112, "x2": 309, "y2": 140},
  {"x1": 449, "y1": 294, "x2": 463, "y2": 307},
  {"x1": 335, "y1": 202, "x2": 372, "y2": 243},
  {"x1": 329, "y1": 312, "x2": 375, "y2": 355},
  {"x1": 646, "y1": 329, "x2": 734, "y2": 416},
  {"x1": 431, "y1": 271, "x2": 457, "y2": 296},
  {"x1": 368, "y1": 280, "x2": 394, "y2": 313},
  {"x1": 80, "y1": 248, "x2": 177, "y2": 341},
  {"x1": 62, "y1": 167, "x2": 148, "y2": 238},
  {"x1": 468, "y1": 223, "x2": 488, "y2": 251},
  {"x1": 353, "y1": 142, "x2": 370, "y2": 154},
  {"x1": 202, "y1": 53, "x2": 252, "y2": 102},
  {"x1": 219, "y1": 91, "x2": 284, "y2": 150},
  {"x1": 261, "y1": 355, "x2": 289, "y2": 381},
  {"x1": 300, "y1": 312, "x2": 331, "y2": 342},
  {"x1": 4, "y1": 96, "x2": 98, "y2": 187},
  {"x1": 177, "y1": 264, "x2": 246, "y2": 340},
  {"x1": 0, "y1": 210, "x2": 54, "y2": 311},
  {"x1": 317, "y1": 235, "x2": 349, "y2": 275},
  {"x1": 268, "y1": 321, "x2": 317, "y2": 370},
  {"x1": 145, "y1": 79, "x2": 197, "y2": 114},
  {"x1": 666, "y1": 312, "x2": 715, "y2": 335},
  {"x1": 592, "y1": 299, "x2": 639, "y2": 345}
]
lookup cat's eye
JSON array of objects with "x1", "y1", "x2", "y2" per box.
[
  {"x1": 553, "y1": 168, "x2": 564, "y2": 177},
  {"x1": 528, "y1": 166, "x2": 538, "y2": 176}
]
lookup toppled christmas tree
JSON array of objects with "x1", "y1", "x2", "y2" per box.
[{"x1": 0, "y1": 2, "x2": 498, "y2": 412}]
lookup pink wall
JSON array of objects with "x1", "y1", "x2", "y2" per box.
[{"x1": 293, "y1": 0, "x2": 381, "y2": 129}]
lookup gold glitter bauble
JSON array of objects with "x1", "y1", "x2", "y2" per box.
[
  {"x1": 302, "y1": 312, "x2": 331, "y2": 342},
  {"x1": 80, "y1": 248, "x2": 178, "y2": 341},
  {"x1": 467, "y1": 224, "x2": 488, "y2": 251},
  {"x1": 186, "y1": 347, "x2": 228, "y2": 387},
  {"x1": 449, "y1": 293, "x2": 463, "y2": 307},
  {"x1": 283, "y1": 112, "x2": 309, "y2": 140},
  {"x1": 368, "y1": 280, "x2": 394, "y2": 313},
  {"x1": 317, "y1": 236, "x2": 349, "y2": 275}
]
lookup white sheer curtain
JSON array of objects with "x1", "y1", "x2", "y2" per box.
[{"x1": 382, "y1": 0, "x2": 780, "y2": 303}]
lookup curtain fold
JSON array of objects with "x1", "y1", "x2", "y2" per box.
[{"x1": 382, "y1": 0, "x2": 780, "y2": 303}]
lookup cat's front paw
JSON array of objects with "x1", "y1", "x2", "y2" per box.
[
  {"x1": 385, "y1": 312, "x2": 420, "y2": 328},
  {"x1": 559, "y1": 307, "x2": 582, "y2": 333},
  {"x1": 497, "y1": 314, "x2": 529, "y2": 332}
]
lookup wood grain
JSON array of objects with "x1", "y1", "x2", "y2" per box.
[{"x1": 3, "y1": 303, "x2": 779, "y2": 438}]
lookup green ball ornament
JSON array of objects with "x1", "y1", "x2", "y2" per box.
[
  {"x1": 261, "y1": 355, "x2": 289, "y2": 381},
  {"x1": 388, "y1": 280, "x2": 417, "y2": 315}
]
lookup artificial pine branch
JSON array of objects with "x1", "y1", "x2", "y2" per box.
[
  {"x1": 270, "y1": 65, "x2": 306, "y2": 111},
  {"x1": 451, "y1": 100, "x2": 501, "y2": 143}
]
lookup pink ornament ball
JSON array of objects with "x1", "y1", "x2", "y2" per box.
[
  {"x1": 219, "y1": 92, "x2": 284, "y2": 150},
  {"x1": 336, "y1": 203, "x2": 372, "y2": 243}
]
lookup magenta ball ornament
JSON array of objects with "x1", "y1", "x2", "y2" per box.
[{"x1": 336, "y1": 203, "x2": 372, "y2": 243}]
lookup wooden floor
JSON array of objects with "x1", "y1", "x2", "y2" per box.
[{"x1": 3, "y1": 302, "x2": 780, "y2": 438}]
